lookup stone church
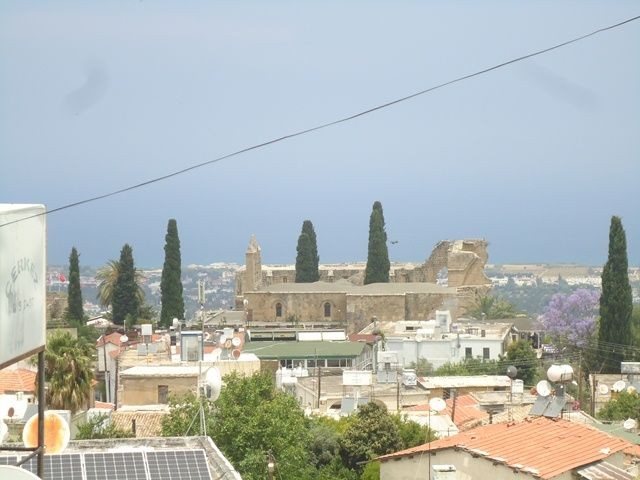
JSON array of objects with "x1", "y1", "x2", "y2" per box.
[{"x1": 235, "y1": 236, "x2": 491, "y2": 331}]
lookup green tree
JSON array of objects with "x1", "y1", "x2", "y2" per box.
[
  {"x1": 160, "y1": 219, "x2": 185, "y2": 327},
  {"x1": 598, "y1": 391, "x2": 640, "y2": 421},
  {"x1": 464, "y1": 294, "x2": 519, "y2": 320},
  {"x1": 65, "y1": 246, "x2": 84, "y2": 323},
  {"x1": 112, "y1": 244, "x2": 141, "y2": 325},
  {"x1": 96, "y1": 259, "x2": 145, "y2": 309},
  {"x1": 392, "y1": 415, "x2": 436, "y2": 448},
  {"x1": 42, "y1": 331, "x2": 94, "y2": 413},
  {"x1": 364, "y1": 201, "x2": 390, "y2": 285},
  {"x1": 505, "y1": 340, "x2": 538, "y2": 386},
  {"x1": 295, "y1": 220, "x2": 320, "y2": 283},
  {"x1": 408, "y1": 358, "x2": 433, "y2": 376},
  {"x1": 161, "y1": 391, "x2": 216, "y2": 437},
  {"x1": 76, "y1": 414, "x2": 134, "y2": 439},
  {"x1": 599, "y1": 216, "x2": 633, "y2": 372},
  {"x1": 360, "y1": 461, "x2": 380, "y2": 480},
  {"x1": 340, "y1": 402, "x2": 402, "y2": 471}
]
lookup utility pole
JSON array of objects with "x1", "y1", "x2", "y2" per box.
[
  {"x1": 317, "y1": 363, "x2": 322, "y2": 410},
  {"x1": 451, "y1": 389, "x2": 457, "y2": 424},
  {"x1": 396, "y1": 374, "x2": 400, "y2": 412}
]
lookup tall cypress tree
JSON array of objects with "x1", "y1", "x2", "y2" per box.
[
  {"x1": 66, "y1": 246, "x2": 84, "y2": 323},
  {"x1": 112, "y1": 244, "x2": 140, "y2": 325},
  {"x1": 295, "y1": 220, "x2": 320, "y2": 282},
  {"x1": 599, "y1": 216, "x2": 633, "y2": 372},
  {"x1": 364, "y1": 201, "x2": 390, "y2": 284},
  {"x1": 160, "y1": 219, "x2": 185, "y2": 326}
]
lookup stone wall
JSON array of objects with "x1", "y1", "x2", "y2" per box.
[
  {"x1": 120, "y1": 375, "x2": 197, "y2": 406},
  {"x1": 243, "y1": 291, "x2": 348, "y2": 323}
]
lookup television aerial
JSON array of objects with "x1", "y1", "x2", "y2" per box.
[
  {"x1": 536, "y1": 380, "x2": 552, "y2": 397},
  {"x1": 204, "y1": 367, "x2": 222, "y2": 402},
  {"x1": 429, "y1": 397, "x2": 446, "y2": 413},
  {"x1": 598, "y1": 384, "x2": 610, "y2": 396},
  {"x1": 623, "y1": 418, "x2": 637, "y2": 431},
  {"x1": 613, "y1": 380, "x2": 627, "y2": 392}
]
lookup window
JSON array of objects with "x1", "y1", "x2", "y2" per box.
[
  {"x1": 282, "y1": 277, "x2": 288, "y2": 283},
  {"x1": 275, "y1": 303, "x2": 283, "y2": 318},
  {"x1": 324, "y1": 302, "x2": 331, "y2": 317},
  {"x1": 158, "y1": 385, "x2": 169, "y2": 404},
  {"x1": 483, "y1": 347, "x2": 490, "y2": 360},
  {"x1": 465, "y1": 347, "x2": 472, "y2": 359}
]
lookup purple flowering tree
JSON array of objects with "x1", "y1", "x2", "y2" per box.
[{"x1": 541, "y1": 289, "x2": 600, "y2": 349}]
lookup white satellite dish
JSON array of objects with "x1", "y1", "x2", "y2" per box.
[
  {"x1": 429, "y1": 397, "x2": 446, "y2": 413},
  {"x1": 598, "y1": 384, "x2": 610, "y2": 395},
  {"x1": 536, "y1": 380, "x2": 552, "y2": 397},
  {"x1": 613, "y1": 380, "x2": 626, "y2": 392},
  {"x1": 204, "y1": 367, "x2": 222, "y2": 402},
  {"x1": 231, "y1": 337, "x2": 241, "y2": 347},
  {"x1": 120, "y1": 335, "x2": 129, "y2": 344},
  {"x1": 623, "y1": 418, "x2": 637, "y2": 431},
  {"x1": 219, "y1": 334, "x2": 227, "y2": 345},
  {"x1": 0, "y1": 466, "x2": 40, "y2": 480},
  {"x1": 23, "y1": 411, "x2": 70, "y2": 454}
]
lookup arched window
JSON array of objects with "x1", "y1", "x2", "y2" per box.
[
  {"x1": 275, "y1": 303, "x2": 283, "y2": 318},
  {"x1": 324, "y1": 302, "x2": 331, "y2": 318}
]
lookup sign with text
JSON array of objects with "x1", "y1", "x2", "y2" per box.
[{"x1": 0, "y1": 204, "x2": 46, "y2": 369}]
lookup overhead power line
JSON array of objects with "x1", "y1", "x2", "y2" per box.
[{"x1": 2, "y1": 13, "x2": 639, "y2": 229}]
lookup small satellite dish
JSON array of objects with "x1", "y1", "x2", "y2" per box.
[
  {"x1": 613, "y1": 380, "x2": 627, "y2": 392},
  {"x1": 120, "y1": 335, "x2": 129, "y2": 344},
  {"x1": 231, "y1": 337, "x2": 241, "y2": 347},
  {"x1": 429, "y1": 397, "x2": 446, "y2": 413},
  {"x1": 204, "y1": 368, "x2": 222, "y2": 402},
  {"x1": 219, "y1": 334, "x2": 227, "y2": 345},
  {"x1": 232, "y1": 348, "x2": 241, "y2": 360},
  {"x1": 623, "y1": 418, "x2": 637, "y2": 431},
  {"x1": 224, "y1": 339, "x2": 233, "y2": 349},
  {"x1": 7, "y1": 407, "x2": 15, "y2": 418},
  {"x1": 536, "y1": 380, "x2": 552, "y2": 397},
  {"x1": 506, "y1": 366, "x2": 518, "y2": 379},
  {"x1": 23, "y1": 411, "x2": 70, "y2": 454},
  {"x1": 598, "y1": 384, "x2": 610, "y2": 395}
]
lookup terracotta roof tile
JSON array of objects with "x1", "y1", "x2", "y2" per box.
[
  {"x1": 378, "y1": 417, "x2": 640, "y2": 479},
  {"x1": 407, "y1": 395, "x2": 489, "y2": 430},
  {"x1": 0, "y1": 368, "x2": 36, "y2": 394},
  {"x1": 94, "y1": 401, "x2": 115, "y2": 410},
  {"x1": 97, "y1": 332, "x2": 125, "y2": 347},
  {"x1": 111, "y1": 410, "x2": 168, "y2": 438}
]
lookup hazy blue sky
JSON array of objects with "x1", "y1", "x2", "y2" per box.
[{"x1": 1, "y1": 1, "x2": 638, "y2": 268}]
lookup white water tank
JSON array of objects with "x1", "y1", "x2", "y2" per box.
[{"x1": 435, "y1": 310, "x2": 452, "y2": 333}]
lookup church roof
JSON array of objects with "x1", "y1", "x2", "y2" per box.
[{"x1": 253, "y1": 279, "x2": 455, "y2": 295}]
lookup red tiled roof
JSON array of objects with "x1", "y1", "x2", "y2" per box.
[
  {"x1": 94, "y1": 401, "x2": 115, "y2": 410},
  {"x1": 348, "y1": 333, "x2": 376, "y2": 343},
  {"x1": 97, "y1": 332, "x2": 125, "y2": 347},
  {"x1": 378, "y1": 417, "x2": 640, "y2": 479},
  {"x1": 0, "y1": 368, "x2": 36, "y2": 394},
  {"x1": 111, "y1": 410, "x2": 168, "y2": 437},
  {"x1": 407, "y1": 395, "x2": 489, "y2": 430}
]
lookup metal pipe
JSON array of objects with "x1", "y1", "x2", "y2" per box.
[{"x1": 37, "y1": 350, "x2": 45, "y2": 478}]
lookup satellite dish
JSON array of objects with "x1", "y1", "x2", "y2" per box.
[
  {"x1": 0, "y1": 466, "x2": 40, "y2": 480},
  {"x1": 536, "y1": 380, "x2": 552, "y2": 397},
  {"x1": 598, "y1": 384, "x2": 610, "y2": 395},
  {"x1": 231, "y1": 337, "x2": 241, "y2": 347},
  {"x1": 7, "y1": 407, "x2": 15, "y2": 418},
  {"x1": 613, "y1": 380, "x2": 627, "y2": 392},
  {"x1": 506, "y1": 366, "x2": 518, "y2": 379},
  {"x1": 429, "y1": 397, "x2": 446, "y2": 413},
  {"x1": 0, "y1": 419, "x2": 8, "y2": 443},
  {"x1": 219, "y1": 334, "x2": 227, "y2": 345},
  {"x1": 204, "y1": 368, "x2": 222, "y2": 402},
  {"x1": 120, "y1": 335, "x2": 129, "y2": 344},
  {"x1": 23, "y1": 411, "x2": 70, "y2": 454},
  {"x1": 623, "y1": 418, "x2": 637, "y2": 431},
  {"x1": 232, "y1": 348, "x2": 241, "y2": 360},
  {"x1": 224, "y1": 339, "x2": 233, "y2": 349}
]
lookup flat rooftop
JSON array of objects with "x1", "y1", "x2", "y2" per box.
[{"x1": 242, "y1": 340, "x2": 366, "y2": 359}]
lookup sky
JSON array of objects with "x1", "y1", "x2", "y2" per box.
[{"x1": 0, "y1": 1, "x2": 638, "y2": 268}]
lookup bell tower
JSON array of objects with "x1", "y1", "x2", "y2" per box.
[{"x1": 244, "y1": 235, "x2": 263, "y2": 292}]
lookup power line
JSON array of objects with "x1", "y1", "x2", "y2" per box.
[{"x1": 2, "y1": 14, "x2": 639, "y2": 229}]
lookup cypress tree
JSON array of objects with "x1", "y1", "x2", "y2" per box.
[
  {"x1": 112, "y1": 244, "x2": 140, "y2": 325},
  {"x1": 295, "y1": 220, "x2": 320, "y2": 282},
  {"x1": 66, "y1": 246, "x2": 84, "y2": 323},
  {"x1": 599, "y1": 216, "x2": 633, "y2": 372},
  {"x1": 364, "y1": 201, "x2": 390, "y2": 284},
  {"x1": 160, "y1": 219, "x2": 185, "y2": 326}
]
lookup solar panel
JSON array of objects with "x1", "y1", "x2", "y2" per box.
[
  {"x1": 146, "y1": 450, "x2": 211, "y2": 480},
  {"x1": 22, "y1": 453, "x2": 84, "y2": 480},
  {"x1": 84, "y1": 452, "x2": 147, "y2": 480},
  {"x1": 529, "y1": 396, "x2": 551, "y2": 416},
  {"x1": 544, "y1": 396, "x2": 567, "y2": 418},
  {"x1": 0, "y1": 456, "x2": 18, "y2": 466}
]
